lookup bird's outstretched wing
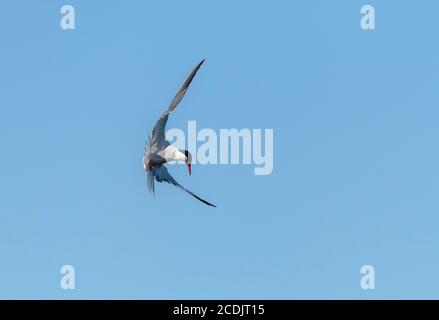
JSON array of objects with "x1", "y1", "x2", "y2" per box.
[
  {"x1": 167, "y1": 59, "x2": 205, "y2": 113},
  {"x1": 152, "y1": 164, "x2": 216, "y2": 207},
  {"x1": 150, "y1": 59, "x2": 205, "y2": 149}
]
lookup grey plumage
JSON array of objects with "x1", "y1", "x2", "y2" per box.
[
  {"x1": 143, "y1": 60, "x2": 216, "y2": 207},
  {"x1": 150, "y1": 59, "x2": 205, "y2": 151},
  {"x1": 151, "y1": 165, "x2": 216, "y2": 207}
]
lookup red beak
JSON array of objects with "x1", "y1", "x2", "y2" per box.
[{"x1": 187, "y1": 163, "x2": 192, "y2": 175}]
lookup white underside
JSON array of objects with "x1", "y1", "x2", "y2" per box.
[{"x1": 158, "y1": 144, "x2": 186, "y2": 162}]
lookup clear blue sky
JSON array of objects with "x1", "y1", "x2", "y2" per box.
[{"x1": 0, "y1": 0, "x2": 439, "y2": 299}]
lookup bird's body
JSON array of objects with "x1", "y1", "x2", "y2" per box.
[
  {"x1": 143, "y1": 60, "x2": 216, "y2": 207},
  {"x1": 158, "y1": 145, "x2": 187, "y2": 163}
]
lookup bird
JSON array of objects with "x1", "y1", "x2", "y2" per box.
[{"x1": 143, "y1": 59, "x2": 216, "y2": 207}]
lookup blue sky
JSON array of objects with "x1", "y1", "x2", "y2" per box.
[{"x1": 0, "y1": 0, "x2": 439, "y2": 299}]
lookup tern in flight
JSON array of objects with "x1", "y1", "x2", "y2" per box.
[{"x1": 143, "y1": 59, "x2": 216, "y2": 207}]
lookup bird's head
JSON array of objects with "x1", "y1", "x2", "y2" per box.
[{"x1": 184, "y1": 150, "x2": 192, "y2": 175}]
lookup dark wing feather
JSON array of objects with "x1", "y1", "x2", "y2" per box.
[
  {"x1": 150, "y1": 113, "x2": 170, "y2": 150},
  {"x1": 147, "y1": 169, "x2": 155, "y2": 194},
  {"x1": 150, "y1": 59, "x2": 205, "y2": 149},
  {"x1": 167, "y1": 59, "x2": 205, "y2": 112},
  {"x1": 153, "y1": 165, "x2": 216, "y2": 207}
]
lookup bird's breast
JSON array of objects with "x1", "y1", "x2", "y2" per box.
[{"x1": 159, "y1": 145, "x2": 180, "y2": 162}]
